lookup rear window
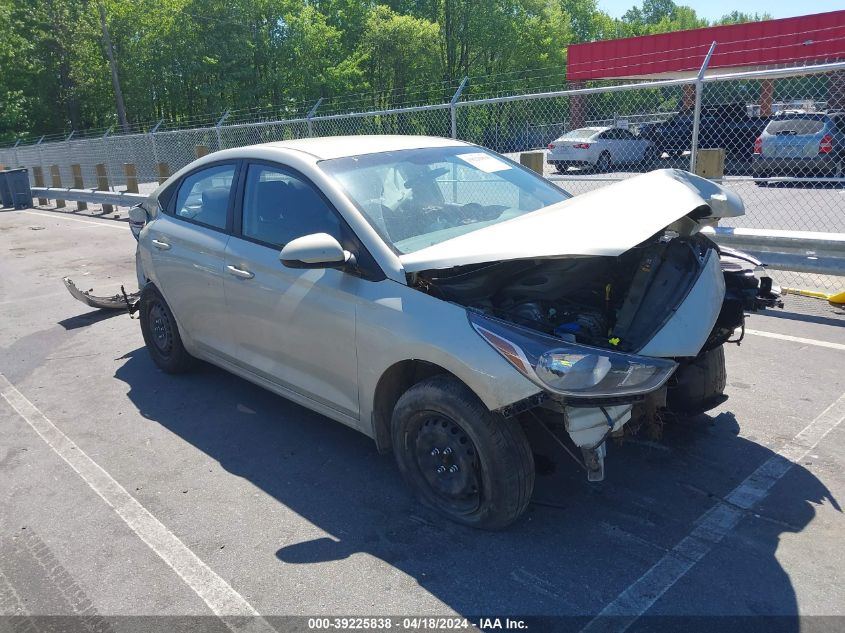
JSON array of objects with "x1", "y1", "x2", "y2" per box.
[
  {"x1": 765, "y1": 118, "x2": 825, "y2": 136},
  {"x1": 560, "y1": 128, "x2": 601, "y2": 139}
]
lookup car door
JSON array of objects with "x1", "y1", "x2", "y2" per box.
[
  {"x1": 223, "y1": 161, "x2": 362, "y2": 419},
  {"x1": 616, "y1": 128, "x2": 645, "y2": 162},
  {"x1": 146, "y1": 161, "x2": 240, "y2": 362},
  {"x1": 595, "y1": 130, "x2": 613, "y2": 161},
  {"x1": 602, "y1": 129, "x2": 627, "y2": 163}
]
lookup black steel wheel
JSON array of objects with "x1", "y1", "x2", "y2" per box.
[
  {"x1": 139, "y1": 285, "x2": 196, "y2": 373},
  {"x1": 412, "y1": 414, "x2": 482, "y2": 515},
  {"x1": 391, "y1": 375, "x2": 534, "y2": 530},
  {"x1": 148, "y1": 301, "x2": 173, "y2": 356}
]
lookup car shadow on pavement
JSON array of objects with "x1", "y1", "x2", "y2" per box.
[
  {"x1": 115, "y1": 349, "x2": 838, "y2": 627},
  {"x1": 759, "y1": 308, "x2": 845, "y2": 328},
  {"x1": 58, "y1": 308, "x2": 126, "y2": 330}
]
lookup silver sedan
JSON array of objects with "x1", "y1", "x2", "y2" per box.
[{"x1": 124, "y1": 135, "x2": 774, "y2": 529}]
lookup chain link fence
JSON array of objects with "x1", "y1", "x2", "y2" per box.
[{"x1": 1, "y1": 60, "x2": 843, "y2": 290}]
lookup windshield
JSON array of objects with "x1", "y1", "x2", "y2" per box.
[{"x1": 319, "y1": 146, "x2": 571, "y2": 254}]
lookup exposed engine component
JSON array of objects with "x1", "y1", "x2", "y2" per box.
[
  {"x1": 417, "y1": 233, "x2": 720, "y2": 352},
  {"x1": 414, "y1": 233, "x2": 781, "y2": 357}
]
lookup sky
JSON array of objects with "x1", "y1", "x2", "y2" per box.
[{"x1": 597, "y1": 0, "x2": 841, "y2": 22}]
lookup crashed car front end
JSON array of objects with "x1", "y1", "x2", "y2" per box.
[{"x1": 402, "y1": 169, "x2": 781, "y2": 481}]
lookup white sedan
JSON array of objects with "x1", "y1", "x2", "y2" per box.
[{"x1": 547, "y1": 126, "x2": 658, "y2": 172}]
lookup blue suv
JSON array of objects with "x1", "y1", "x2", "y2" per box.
[{"x1": 752, "y1": 111, "x2": 845, "y2": 183}]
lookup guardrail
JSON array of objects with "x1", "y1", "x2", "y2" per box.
[
  {"x1": 29, "y1": 186, "x2": 146, "y2": 208},
  {"x1": 24, "y1": 186, "x2": 845, "y2": 277},
  {"x1": 704, "y1": 226, "x2": 845, "y2": 277}
]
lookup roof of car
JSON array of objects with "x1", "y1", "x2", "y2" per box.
[{"x1": 257, "y1": 135, "x2": 468, "y2": 160}]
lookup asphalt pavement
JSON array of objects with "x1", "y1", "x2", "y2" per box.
[{"x1": 1, "y1": 206, "x2": 844, "y2": 633}]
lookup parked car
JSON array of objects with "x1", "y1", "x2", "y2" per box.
[
  {"x1": 638, "y1": 103, "x2": 768, "y2": 158},
  {"x1": 117, "y1": 136, "x2": 779, "y2": 529},
  {"x1": 752, "y1": 111, "x2": 845, "y2": 183},
  {"x1": 546, "y1": 126, "x2": 657, "y2": 172}
]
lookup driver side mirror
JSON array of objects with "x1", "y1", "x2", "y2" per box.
[
  {"x1": 279, "y1": 233, "x2": 355, "y2": 269},
  {"x1": 128, "y1": 204, "x2": 149, "y2": 241}
]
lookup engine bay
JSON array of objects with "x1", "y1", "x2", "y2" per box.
[{"x1": 413, "y1": 232, "x2": 780, "y2": 356}]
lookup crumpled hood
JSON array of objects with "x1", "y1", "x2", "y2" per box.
[{"x1": 400, "y1": 169, "x2": 744, "y2": 273}]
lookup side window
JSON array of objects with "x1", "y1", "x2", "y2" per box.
[
  {"x1": 173, "y1": 164, "x2": 235, "y2": 230},
  {"x1": 598, "y1": 131, "x2": 612, "y2": 140},
  {"x1": 241, "y1": 164, "x2": 342, "y2": 248},
  {"x1": 157, "y1": 180, "x2": 178, "y2": 210}
]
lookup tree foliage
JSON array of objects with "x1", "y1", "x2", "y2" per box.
[{"x1": 0, "y1": 0, "x2": 768, "y2": 141}]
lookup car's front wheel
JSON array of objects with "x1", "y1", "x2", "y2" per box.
[
  {"x1": 391, "y1": 375, "x2": 534, "y2": 530},
  {"x1": 139, "y1": 285, "x2": 196, "y2": 373}
]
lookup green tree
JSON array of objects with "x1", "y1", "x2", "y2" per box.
[{"x1": 352, "y1": 5, "x2": 442, "y2": 107}]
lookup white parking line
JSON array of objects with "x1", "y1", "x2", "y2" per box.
[
  {"x1": 20, "y1": 210, "x2": 128, "y2": 229},
  {"x1": 745, "y1": 329, "x2": 845, "y2": 352},
  {"x1": 0, "y1": 373, "x2": 276, "y2": 633},
  {"x1": 580, "y1": 390, "x2": 845, "y2": 633}
]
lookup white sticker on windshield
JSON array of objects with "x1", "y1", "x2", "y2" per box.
[{"x1": 456, "y1": 152, "x2": 512, "y2": 173}]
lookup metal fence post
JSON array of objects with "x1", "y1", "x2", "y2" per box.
[
  {"x1": 450, "y1": 77, "x2": 469, "y2": 139},
  {"x1": 149, "y1": 119, "x2": 164, "y2": 176},
  {"x1": 690, "y1": 41, "x2": 717, "y2": 174},
  {"x1": 36, "y1": 135, "x2": 45, "y2": 182},
  {"x1": 306, "y1": 98, "x2": 324, "y2": 137},
  {"x1": 215, "y1": 110, "x2": 230, "y2": 150},
  {"x1": 12, "y1": 140, "x2": 20, "y2": 168},
  {"x1": 101, "y1": 127, "x2": 115, "y2": 190}
]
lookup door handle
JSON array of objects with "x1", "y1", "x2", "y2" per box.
[
  {"x1": 226, "y1": 265, "x2": 254, "y2": 280},
  {"x1": 151, "y1": 239, "x2": 171, "y2": 251}
]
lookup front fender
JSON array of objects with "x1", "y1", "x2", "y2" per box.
[{"x1": 355, "y1": 279, "x2": 541, "y2": 436}]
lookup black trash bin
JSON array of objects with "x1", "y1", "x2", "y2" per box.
[{"x1": 0, "y1": 168, "x2": 32, "y2": 209}]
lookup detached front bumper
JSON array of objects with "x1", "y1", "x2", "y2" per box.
[{"x1": 63, "y1": 277, "x2": 140, "y2": 313}]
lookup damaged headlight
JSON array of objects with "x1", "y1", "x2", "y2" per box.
[{"x1": 468, "y1": 312, "x2": 677, "y2": 398}]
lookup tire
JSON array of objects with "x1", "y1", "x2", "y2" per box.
[
  {"x1": 139, "y1": 285, "x2": 196, "y2": 373},
  {"x1": 595, "y1": 152, "x2": 612, "y2": 173},
  {"x1": 642, "y1": 147, "x2": 659, "y2": 168},
  {"x1": 554, "y1": 163, "x2": 567, "y2": 174},
  {"x1": 666, "y1": 345, "x2": 727, "y2": 415},
  {"x1": 391, "y1": 374, "x2": 534, "y2": 530}
]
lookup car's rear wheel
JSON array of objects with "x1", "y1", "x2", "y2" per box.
[
  {"x1": 139, "y1": 285, "x2": 196, "y2": 373},
  {"x1": 391, "y1": 375, "x2": 534, "y2": 530},
  {"x1": 595, "y1": 152, "x2": 612, "y2": 173}
]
